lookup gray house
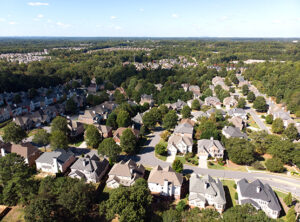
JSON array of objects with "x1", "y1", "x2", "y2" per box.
[
  {"x1": 189, "y1": 174, "x2": 226, "y2": 213},
  {"x1": 237, "y1": 179, "x2": 281, "y2": 219},
  {"x1": 222, "y1": 126, "x2": 247, "y2": 139}
]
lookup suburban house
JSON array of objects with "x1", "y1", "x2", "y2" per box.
[
  {"x1": 106, "y1": 160, "x2": 145, "y2": 188},
  {"x1": 113, "y1": 127, "x2": 140, "y2": 144},
  {"x1": 228, "y1": 108, "x2": 248, "y2": 120},
  {"x1": 206, "y1": 108, "x2": 226, "y2": 117},
  {"x1": 0, "y1": 142, "x2": 41, "y2": 166},
  {"x1": 222, "y1": 126, "x2": 247, "y2": 139},
  {"x1": 68, "y1": 120, "x2": 85, "y2": 138},
  {"x1": 268, "y1": 103, "x2": 293, "y2": 127},
  {"x1": 35, "y1": 149, "x2": 76, "y2": 174},
  {"x1": 229, "y1": 116, "x2": 245, "y2": 131},
  {"x1": 191, "y1": 111, "x2": 208, "y2": 122},
  {"x1": 211, "y1": 76, "x2": 229, "y2": 91},
  {"x1": 69, "y1": 154, "x2": 109, "y2": 183},
  {"x1": 189, "y1": 174, "x2": 226, "y2": 213},
  {"x1": 97, "y1": 124, "x2": 113, "y2": 138},
  {"x1": 166, "y1": 99, "x2": 187, "y2": 111},
  {"x1": 167, "y1": 134, "x2": 193, "y2": 155},
  {"x1": 87, "y1": 83, "x2": 99, "y2": 93},
  {"x1": 189, "y1": 85, "x2": 201, "y2": 98},
  {"x1": 197, "y1": 138, "x2": 225, "y2": 160},
  {"x1": 237, "y1": 178, "x2": 281, "y2": 219},
  {"x1": 223, "y1": 97, "x2": 238, "y2": 110},
  {"x1": 132, "y1": 112, "x2": 143, "y2": 129},
  {"x1": 174, "y1": 121, "x2": 194, "y2": 138},
  {"x1": 148, "y1": 165, "x2": 183, "y2": 199},
  {"x1": 187, "y1": 98, "x2": 203, "y2": 109},
  {"x1": 14, "y1": 115, "x2": 35, "y2": 130},
  {"x1": 140, "y1": 94, "x2": 154, "y2": 106},
  {"x1": 204, "y1": 97, "x2": 221, "y2": 109}
]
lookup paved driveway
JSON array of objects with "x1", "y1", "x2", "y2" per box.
[{"x1": 246, "y1": 108, "x2": 271, "y2": 133}]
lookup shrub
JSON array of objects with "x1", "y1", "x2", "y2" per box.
[
  {"x1": 233, "y1": 184, "x2": 237, "y2": 189},
  {"x1": 160, "y1": 130, "x2": 171, "y2": 141},
  {"x1": 265, "y1": 158, "x2": 285, "y2": 173},
  {"x1": 155, "y1": 142, "x2": 167, "y2": 156},
  {"x1": 265, "y1": 114, "x2": 273, "y2": 124},
  {"x1": 184, "y1": 152, "x2": 195, "y2": 161},
  {"x1": 251, "y1": 161, "x2": 266, "y2": 170},
  {"x1": 234, "y1": 192, "x2": 238, "y2": 200},
  {"x1": 172, "y1": 159, "x2": 183, "y2": 173}
]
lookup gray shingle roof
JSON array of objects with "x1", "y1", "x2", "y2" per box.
[
  {"x1": 237, "y1": 178, "x2": 281, "y2": 211},
  {"x1": 174, "y1": 122, "x2": 193, "y2": 135},
  {"x1": 36, "y1": 149, "x2": 74, "y2": 164},
  {"x1": 222, "y1": 126, "x2": 247, "y2": 139},
  {"x1": 197, "y1": 139, "x2": 225, "y2": 154}
]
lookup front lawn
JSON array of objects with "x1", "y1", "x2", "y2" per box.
[
  {"x1": 155, "y1": 152, "x2": 167, "y2": 161},
  {"x1": 221, "y1": 179, "x2": 237, "y2": 208}
]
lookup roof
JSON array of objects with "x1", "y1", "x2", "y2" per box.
[
  {"x1": 189, "y1": 174, "x2": 226, "y2": 205},
  {"x1": 197, "y1": 139, "x2": 225, "y2": 154},
  {"x1": 191, "y1": 111, "x2": 208, "y2": 119},
  {"x1": 113, "y1": 127, "x2": 140, "y2": 139},
  {"x1": 223, "y1": 97, "x2": 237, "y2": 105},
  {"x1": 132, "y1": 112, "x2": 143, "y2": 124},
  {"x1": 180, "y1": 118, "x2": 195, "y2": 126},
  {"x1": 108, "y1": 159, "x2": 144, "y2": 177},
  {"x1": 148, "y1": 165, "x2": 183, "y2": 186},
  {"x1": 36, "y1": 149, "x2": 74, "y2": 165},
  {"x1": 174, "y1": 122, "x2": 193, "y2": 135},
  {"x1": 7, "y1": 142, "x2": 41, "y2": 158},
  {"x1": 228, "y1": 108, "x2": 246, "y2": 116},
  {"x1": 168, "y1": 134, "x2": 193, "y2": 148},
  {"x1": 222, "y1": 126, "x2": 247, "y2": 139},
  {"x1": 97, "y1": 125, "x2": 112, "y2": 134},
  {"x1": 237, "y1": 178, "x2": 281, "y2": 211}
]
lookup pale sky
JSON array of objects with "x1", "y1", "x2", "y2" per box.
[{"x1": 0, "y1": 0, "x2": 300, "y2": 37}]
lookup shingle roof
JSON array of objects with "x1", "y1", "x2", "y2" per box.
[
  {"x1": 148, "y1": 165, "x2": 183, "y2": 186},
  {"x1": 108, "y1": 159, "x2": 144, "y2": 178},
  {"x1": 36, "y1": 149, "x2": 74, "y2": 165},
  {"x1": 237, "y1": 178, "x2": 281, "y2": 211},
  {"x1": 174, "y1": 122, "x2": 193, "y2": 135},
  {"x1": 197, "y1": 139, "x2": 225, "y2": 154},
  {"x1": 222, "y1": 126, "x2": 247, "y2": 139}
]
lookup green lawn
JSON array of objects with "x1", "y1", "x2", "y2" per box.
[
  {"x1": 208, "y1": 162, "x2": 225, "y2": 170},
  {"x1": 221, "y1": 180, "x2": 237, "y2": 207},
  {"x1": 274, "y1": 190, "x2": 288, "y2": 199},
  {"x1": 155, "y1": 152, "x2": 167, "y2": 161},
  {"x1": 208, "y1": 161, "x2": 248, "y2": 172}
]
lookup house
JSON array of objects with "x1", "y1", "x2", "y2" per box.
[
  {"x1": 106, "y1": 160, "x2": 145, "y2": 188},
  {"x1": 204, "y1": 97, "x2": 221, "y2": 109},
  {"x1": 148, "y1": 165, "x2": 183, "y2": 199},
  {"x1": 223, "y1": 97, "x2": 238, "y2": 110},
  {"x1": 140, "y1": 94, "x2": 154, "y2": 106},
  {"x1": 189, "y1": 85, "x2": 201, "y2": 98},
  {"x1": 13, "y1": 115, "x2": 34, "y2": 130},
  {"x1": 180, "y1": 118, "x2": 195, "y2": 126},
  {"x1": 228, "y1": 108, "x2": 248, "y2": 120},
  {"x1": 174, "y1": 122, "x2": 194, "y2": 138},
  {"x1": 167, "y1": 134, "x2": 193, "y2": 155},
  {"x1": 181, "y1": 83, "x2": 190, "y2": 92},
  {"x1": 191, "y1": 111, "x2": 208, "y2": 122},
  {"x1": 68, "y1": 120, "x2": 85, "y2": 137},
  {"x1": 0, "y1": 142, "x2": 41, "y2": 166},
  {"x1": 87, "y1": 83, "x2": 99, "y2": 93},
  {"x1": 78, "y1": 110, "x2": 102, "y2": 125},
  {"x1": 132, "y1": 112, "x2": 143, "y2": 128},
  {"x1": 268, "y1": 103, "x2": 292, "y2": 127},
  {"x1": 206, "y1": 108, "x2": 226, "y2": 117},
  {"x1": 197, "y1": 138, "x2": 225, "y2": 160},
  {"x1": 222, "y1": 126, "x2": 247, "y2": 139},
  {"x1": 69, "y1": 153, "x2": 109, "y2": 183},
  {"x1": 35, "y1": 149, "x2": 76, "y2": 174},
  {"x1": 212, "y1": 76, "x2": 229, "y2": 91},
  {"x1": 113, "y1": 127, "x2": 140, "y2": 144},
  {"x1": 229, "y1": 116, "x2": 245, "y2": 131},
  {"x1": 237, "y1": 178, "x2": 281, "y2": 219},
  {"x1": 187, "y1": 98, "x2": 203, "y2": 109},
  {"x1": 167, "y1": 100, "x2": 187, "y2": 111},
  {"x1": 189, "y1": 174, "x2": 226, "y2": 213},
  {"x1": 97, "y1": 124, "x2": 113, "y2": 138}
]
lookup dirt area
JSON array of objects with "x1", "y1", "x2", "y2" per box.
[
  {"x1": 34, "y1": 171, "x2": 55, "y2": 179},
  {"x1": 262, "y1": 153, "x2": 272, "y2": 159},
  {"x1": 1, "y1": 206, "x2": 25, "y2": 222}
]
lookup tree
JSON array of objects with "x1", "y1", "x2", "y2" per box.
[
  {"x1": 181, "y1": 105, "x2": 191, "y2": 118},
  {"x1": 155, "y1": 142, "x2": 167, "y2": 155},
  {"x1": 106, "y1": 112, "x2": 118, "y2": 129},
  {"x1": 51, "y1": 116, "x2": 68, "y2": 134},
  {"x1": 176, "y1": 200, "x2": 187, "y2": 212},
  {"x1": 284, "y1": 123, "x2": 299, "y2": 141},
  {"x1": 98, "y1": 138, "x2": 121, "y2": 163},
  {"x1": 160, "y1": 130, "x2": 171, "y2": 141},
  {"x1": 247, "y1": 91, "x2": 256, "y2": 103},
  {"x1": 28, "y1": 88, "x2": 38, "y2": 99},
  {"x1": 162, "y1": 110, "x2": 178, "y2": 130},
  {"x1": 265, "y1": 114, "x2": 273, "y2": 124},
  {"x1": 120, "y1": 129, "x2": 137, "y2": 154},
  {"x1": 283, "y1": 192, "x2": 293, "y2": 207},
  {"x1": 286, "y1": 206, "x2": 296, "y2": 222},
  {"x1": 85, "y1": 124, "x2": 101, "y2": 148},
  {"x1": 82, "y1": 76, "x2": 91, "y2": 87},
  {"x1": 142, "y1": 110, "x2": 157, "y2": 129},
  {"x1": 162, "y1": 209, "x2": 181, "y2": 222},
  {"x1": 99, "y1": 178, "x2": 152, "y2": 222},
  {"x1": 265, "y1": 158, "x2": 285, "y2": 173},
  {"x1": 195, "y1": 118, "x2": 220, "y2": 140},
  {"x1": 225, "y1": 138, "x2": 255, "y2": 165},
  {"x1": 32, "y1": 129, "x2": 50, "y2": 146},
  {"x1": 50, "y1": 130, "x2": 68, "y2": 150},
  {"x1": 116, "y1": 110, "x2": 131, "y2": 127},
  {"x1": 242, "y1": 85, "x2": 249, "y2": 95},
  {"x1": 253, "y1": 96, "x2": 267, "y2": 112},
  {"x1": 172, "y1": 159, "x2": 183, "y2": 173},
  {"x1": 65, "y1": 98, "x2": 77, "y2": 114},
  {"x1": 237, "y1": 98, "x2": 246, "y2": 109},
  {"x1": 272, "y1": 118, "x2": 284, "y2": 134},
  {"x1": 13, "y1": 94, "x2": 21, "y2": 104},
  {"x1": 191, "y1": 99, "x2": 201, "y2": 110},
  {"x1": 2, "y1": 122, "x2": 26, "y2": 144},
  {"x1": 25, "y1": 195, "x2": 58, "y2": 222},
  {"x1": 114, "y1": 89, "x2": 126, "y2": 104},
  {"x1": 158, "y1": 105, "x2": 169, "y2": 117}
]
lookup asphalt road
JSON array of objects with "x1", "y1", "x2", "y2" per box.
[{"x1": 124, "y1": 129, "x2": 300, "y2": 199}]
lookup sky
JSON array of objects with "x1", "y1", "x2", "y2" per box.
[{"x1": 0, "y1": 0, "x2": 300, "y2": 37}]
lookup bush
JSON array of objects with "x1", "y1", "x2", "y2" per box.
[
  {"x1": 233, "y1": 184, "x2": 237, "y2": 189},
  {"x1": 265, "y1": 114, "x2": 273, "y2": 124},
  {"x1": 160, "y1": 130, "x2": 171, "y2": 141},
  {"x1": 217, "y1": 158, "x2": 225, "y2": 166},
  {"x1": 251, "y1": 161, "x2": 266, "y2": 170},
  {"x1": 176, "y1": 200, "x2": 187, "y2": 212},
  {"x1": 172, "y1": 159, "x2": 183, "y2": 173},
  {"x1": 155, "y1": 142, "x2": 167, "y2": 156},
  {"x1": 265, "y1": 158, "x2": 285, "y2": 173},
  {"x1": 234, "y1": 192, "x2": 238, "y2": 200},
  {"x1": 184, "y1": 152, "x2": 195, "y2": 161}
]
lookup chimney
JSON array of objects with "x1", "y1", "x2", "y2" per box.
[
  {"x1": 82, "y1": 159, "x2": 87, "y2": 167},
  {"x1": 53, "y1": 157, "x2": 59, "y2": 173},
  {"x1": 210, "y1": 137, "x2": 214, "y2": 141},
  {"x1": 256, "y1": 186, "x2": 261, "y2": 193},
  {"x1": 1, "y1": 148, "x2": 6, "y2": 157}
]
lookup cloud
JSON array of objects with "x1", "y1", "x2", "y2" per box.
[
  {"x1": 27, "y1": 2, "x2": 49, "y2": 6},
  {"x1": 9, "y1": 21, "x2": 16, "y2": 25},
  {"x1": 56, "y1": 21, "x2": 70, "y2": 28},
  {"x1": 139, "y1": 8, "x2": 144, "y2": 12},
  {"x1": 37, "y1": 14, "x2": 44, "y2": 18},
  {"x1": 0, "y1": 18, "x2": 6, "y2": 22},
  {"x1": 110, "y1": 16, "x2": 117, "y2": 20},
  {"x1": 220, "y1": 16, "x2": 228, "y2": 21},
  {"x1": 172, "y1": 13, "x2": 179, "y2": 18}
]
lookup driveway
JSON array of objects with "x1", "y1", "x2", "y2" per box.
[
  {"x1": 123, "y1": 129, "x2": 300, "y2": 199},
  {"x1": 246, "y1": 108, "x2": 271, "y2": 133}
]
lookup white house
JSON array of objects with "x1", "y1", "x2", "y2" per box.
[
  {"x1": 167, "y1": 134, "x2": 193, "y2": 155},
  {"x1": 189, "y1": 174, "x2": 226, "y2": 213},
  {"x1": 148, "y1": 165, "x2": 183, "y2": 199},
  {"x1": 237, "y1": 178, "x2": 281, "y2": 219},
  {"x1": 197, "y1": 138, "x2": 225, "y2": 160},
  {"x1": 223, "y1": 97, "x2": 238, "y2": 110},
  {"x1": 35, "y1": 149, "x2": 76, "y2": 174},
  {"x1": 227, "y1": 108, "x2": 248, "y2": 120}
]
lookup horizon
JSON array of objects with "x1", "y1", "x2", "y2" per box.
[{"x1": 0, "y1": 0, "x2": 300, "y2": 37}]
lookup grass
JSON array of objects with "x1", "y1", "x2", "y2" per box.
[
  {"x1": 2, "y1": 206, "x2": 25, "y2": 222},
  {"x1": 208, "y1": 161, "x2": 248, "y2": 172},
  {"x1": 248, "y1": 115, "x2": 260, "y2": 129},
  {"x1": 208, "y1": 161, "x2": 225, "y2": 170},
  {"x1": 274, "y1": 190, "x2": 288, "y2": 199},
  {"x1": 155, "y1": 152, "x2": 167, "y2": 161},
  {"x1": 27, "y1": 129, "x2": 39, "y2": 137},
  {"x1": 176, "y1": 155, "x2": 198, "y2": 166},
  {"x1": 221, "y1": 180, "x2": 237, "y2": 207}
]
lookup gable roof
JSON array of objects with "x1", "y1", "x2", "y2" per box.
[
  {"x1": 108, "y1": 159, "x2": 144, "y2": 177},
  {"x1": 174, "y1": 122, "x2": 193, "y2": 135},
  {"x1": 36, "y1": 149, "x2": 74, "y2": 165},
  {"x1": 113, "y1": 127, "x2": 140, "y2": 139},
  {"x1": 222, "y1": 126, "x2": 247, "y2": 139},
  {"x1": 168, "y1": 134, "x2": 193, "y2": 148},
  {"x1": 148, "y1": 165, "x2": 183, "y2": 186},
  {"x1": 132, "y1": 112, "x2": 143, "y2": 124},
  {"x1": 237, "y1": 178, "x2": 281, "y2": 211},
  {"x1": 197, "y1": 139, "x2": 225, "y2": 154}
]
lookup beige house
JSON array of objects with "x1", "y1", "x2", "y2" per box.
[
  {"x1": 197, "y1": 138, "x2": 225, "y2": 160},
  {"x1": 223, "y1": 97, "x2": 238, "y2": 110},
  {"x1": 229, "y1": 116, "x2": 245, "y2": 131}
]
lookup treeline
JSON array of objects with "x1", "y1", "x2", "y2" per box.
[{"x1": 244, "y1": 61, "x2": 300, "y2": 114}]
